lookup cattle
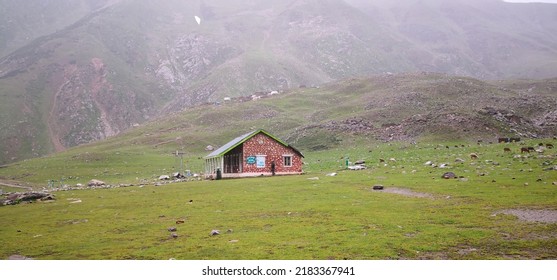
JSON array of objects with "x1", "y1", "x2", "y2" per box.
[
  {"x1": 520, "y1": 147, "x2": 530, "y2": 153},
  {"x1": 503, "y1": 147, "x2": 511, "y2": 152}
]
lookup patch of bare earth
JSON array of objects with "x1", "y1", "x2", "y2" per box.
[
  {"x1": 372, "y1": 187, "x2": 434, "y2": 198},
  {"x1": 496, "y1": 209, "x2": 557, "y2": 224}
]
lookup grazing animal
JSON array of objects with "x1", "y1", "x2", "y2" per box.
[
  {"x1": 470, "y1": 153, "x2": 478, "y2": 160},
  {"x1": 503, "y1": 147, "x2": 511, "y2": 152},
  {"x1": 528, "y1": 147, "x2": 535, "y2": 152},
  {"x1": 520, "y1": 147, "x2": 530, "y2": 153}
]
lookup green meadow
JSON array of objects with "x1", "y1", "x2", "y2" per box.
[{"x1": 1, "y1": 139, "x2": 556, "y2": 259}]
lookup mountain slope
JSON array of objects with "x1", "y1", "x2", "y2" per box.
[
  {"x1": 1, "y1": 0, "x2": 557, "y2": 164},
  {"x1": 1, "y1": 73, "x2": 556, "y2": 187}
]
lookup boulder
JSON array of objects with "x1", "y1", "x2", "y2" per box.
[
  {"x1": 159, "y1": 175, "x2": 170, "y2": 180},
  {"x1": 210, "y1": 230, "x2": 220, "y2": 236},
  {"x1": 88, "y1": 179, "x2": 105, "y2": 187},
  {"x1": 442, "y1": 172, "x2": 457, "y2": 179},
  {"x1": 372, "y1": 185, "x2": 384, "y2": 190}
]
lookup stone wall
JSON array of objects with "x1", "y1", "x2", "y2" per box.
[{"x1": 241, "y1": 133, "x2": 303, "y2": 174}]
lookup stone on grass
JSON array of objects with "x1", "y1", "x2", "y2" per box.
[
  {"x1": 88, "y1": 179, "x2": 105, "y2": 187},
  {"x1": 442, "y1": 172, "x2": 457, "y2": 179},
  {"x1": 210, "y1": 230, "x2": 220, "y2": 236},
  {"x1": 372, "y1": 185, "x2": 384, "y2": 190}
]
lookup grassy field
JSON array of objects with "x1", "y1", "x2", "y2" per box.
[{"x1": 1, "y1": 139, "x2": 556, "y2": 260}]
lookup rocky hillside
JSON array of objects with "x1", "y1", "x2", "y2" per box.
[{"x1": 1, "y1": 0, "x2": 557, "y2": 164}]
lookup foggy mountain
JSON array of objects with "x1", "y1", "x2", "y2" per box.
[{"x1": 0, "y1": 0, "x2": 556, "y2": 164}]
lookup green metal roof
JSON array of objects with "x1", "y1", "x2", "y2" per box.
[{"x1": 204, "y1": 129, "x2": 303, "y2": 159}]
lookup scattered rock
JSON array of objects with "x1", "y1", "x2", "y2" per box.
[
  {"x1": 159, "y1": 175, "x2": 170, "y2": 180},
  {"x1": 372, "y1": 185, "x2": 384, "y2": 190},
  {"x1": 168, "y1": 227, "x2": 177, "y2": 232},
  {"x1": 354, "y1": 160, "x2": 366, "y2": 165},
  {"x1": 307, "y1": 177, "x2": 319, "y2": 180},
  {"x1": 3, "y1": 192, "x2": 55, "y2": 205},
  {"x1": 553, "y1": 182, "x2": 557, "y2": 186},
  {"x1": 229, "y1": 240, "x2": 239, "y2": 243},
  {"x1": 176, "y1": 219, "x2": 185, "y2": 224},
  {"x1": 326, "y1": 172, "x2": 337, "y2": 176},
  {"x1": 226, "y1": 229, "x2": 233, "y2": 233},
  {"x1": 210, "y1": 230, "x2": 220, "y2": 236},
  {"x1": 170, "y1": 233, "x2": 178, "y2": 238}
]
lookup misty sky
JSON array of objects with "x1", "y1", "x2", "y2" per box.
[{"x1": 504, "y1": 0, "x2": 557, "y2": 3}]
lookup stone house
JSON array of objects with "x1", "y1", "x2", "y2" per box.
[{"x1": 204, "y1": 129, "x2": 304, "y2": 178}]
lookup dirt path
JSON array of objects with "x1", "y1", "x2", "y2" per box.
[
  {"x1": 47, "y1": 66, "x2": 77, "y2": 152},
  {"x1": 0, "y1": 179, "x2": 33, "y2": 191}
]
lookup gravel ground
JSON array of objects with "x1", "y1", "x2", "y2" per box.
[
  {"x1": 374, "y1": 187, "x2": 434, "y2": 198},
  {"x1": 496, "y1": 209, "x2": 557, "y2": 223}
]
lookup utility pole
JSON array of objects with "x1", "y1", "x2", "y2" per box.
[{"x1": 174, "y1": 150, "x2": 186, "y2": 175}]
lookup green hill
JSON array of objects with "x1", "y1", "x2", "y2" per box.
[
  {"x1": 1, "y1": 73, "x2": 556, "y2": 187},
  {"x1": 1, "y1": 0, "x2": 557, "y2": 164}
]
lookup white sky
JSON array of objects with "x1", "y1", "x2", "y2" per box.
[{"x1": 504, "y1": 0, "x2": 557, "y2": 3}]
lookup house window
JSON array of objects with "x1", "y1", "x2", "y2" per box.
[{"x1": 283, "y1": 155, "x2": 292, "y2": 167}]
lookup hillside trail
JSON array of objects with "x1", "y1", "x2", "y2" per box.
[
  {"x1": 47, "y1": 65, "x2": 78, "y2": 153},
  {"x1": 0, "y1": 179, "x2": 33, "y2": 191}
]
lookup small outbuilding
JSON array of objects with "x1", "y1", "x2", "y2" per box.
[{"x1": 204, "y1": 129, "x2": 304, "y2": 178}]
